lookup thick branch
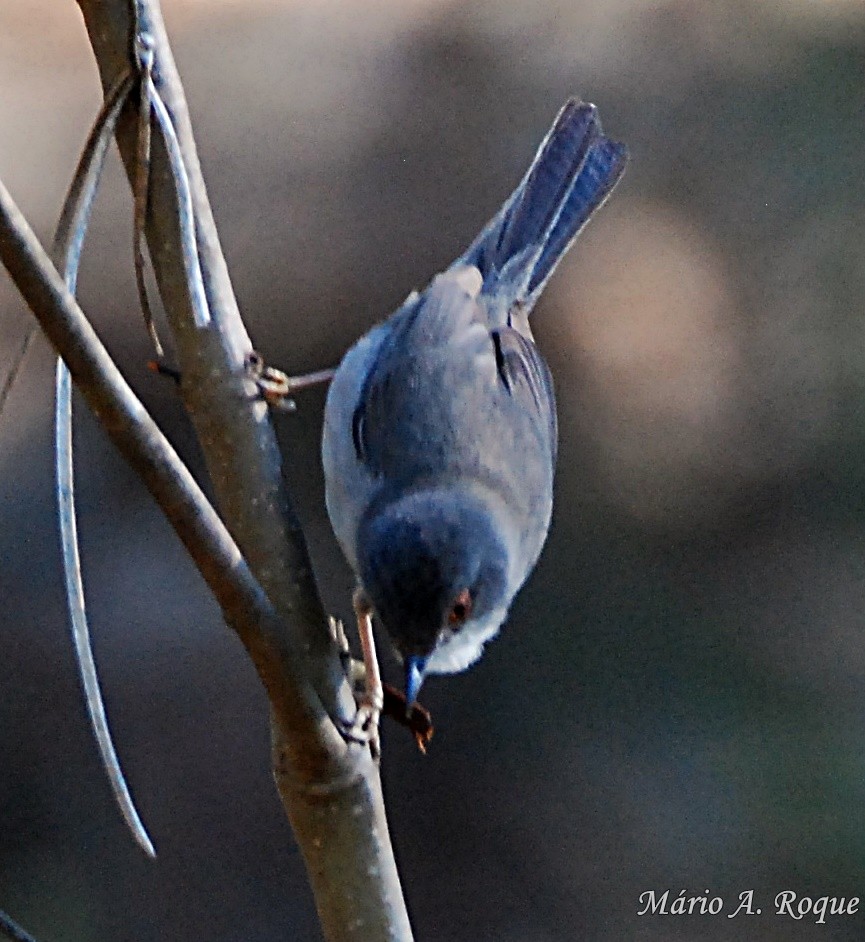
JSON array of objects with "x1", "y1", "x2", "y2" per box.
[
  {"x1": 63, "y1": 0, "x2": 413, "y2": 938},
  {"x1": 75, "y1": 0, "x2": 356, "y2": 758}
]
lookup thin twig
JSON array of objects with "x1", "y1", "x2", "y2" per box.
[{"x1": 132, "y1": 27, "x2": 161, "y2": 354}]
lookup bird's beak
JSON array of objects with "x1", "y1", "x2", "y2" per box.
[{"x1": 404, "y1": 655, "x2": 428, "y2": 714}]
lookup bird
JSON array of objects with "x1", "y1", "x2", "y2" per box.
[{"x1": 321, "y1": 99, "x2": 627, "y2": 727}]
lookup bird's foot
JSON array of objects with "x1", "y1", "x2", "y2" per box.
[
  {"x1": 245, "y1": 350, "x2": 335, "y2": 412},
  {"x1": 331, "y1": 600, "x2": 434, "y2": 755},
  {"x1": 341, "y1": 688, "x2": 384, "y2": 759},
  {"x1": 333, "y1": 589, "x2": 384, "y2": 758}
]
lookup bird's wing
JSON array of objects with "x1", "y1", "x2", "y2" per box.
[
  {"x1": 351, "y1": 269, "x2": 491, "y2": 468},
  {"x1": 351, "y1": 268, "x2": 556, "y2": 484},
  {"x1": 491, "y1": 324, "x2": 557, "y2": 466}
]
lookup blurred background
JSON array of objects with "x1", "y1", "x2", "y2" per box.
[{"x1": 2, "y1": 0, "x2": 865, "y2": 939}]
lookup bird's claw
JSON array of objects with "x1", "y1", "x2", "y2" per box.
[
  {"x1": 341, "y1": 692, "x2": 383, "y2": 759},
  {"x1": 331, "y1": 610, "x2": 382, "y2": 756},
  {"x1": 331, "y1": 613, "x2": 433, "y2": 754},
  {"x1": 245, "y1": 350, "x2": 335, "y2": 412}
]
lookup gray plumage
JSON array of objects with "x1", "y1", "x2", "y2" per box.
[{"x1": 322, "y1": 99, "x2": 627, "y2": 703}]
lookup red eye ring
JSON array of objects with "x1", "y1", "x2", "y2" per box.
[{"x1": 448, "y1": 588, "x2": 473, "y2": 626}]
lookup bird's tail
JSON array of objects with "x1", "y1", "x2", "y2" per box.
[{"x1": 455, "y1": 99, "x2": 627, "y2": 319}]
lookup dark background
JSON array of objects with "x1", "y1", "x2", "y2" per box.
[{"x1": 2, "y1": 1, "x2": 865, "y2": 939}]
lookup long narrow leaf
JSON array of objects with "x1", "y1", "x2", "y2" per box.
[
  {"x1": 53, "y1": 70, "x2": 156, "y2": 857},
  {"x1": 148, "y1": 80, "x2": 211, "y2": 328},
  {"x1": 0, "y1": 907, "x2": 38, "y2": 942}
]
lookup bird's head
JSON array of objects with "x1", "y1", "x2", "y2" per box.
[{"x1": 357, "y1": 487, "x2": 513, "y2": 707}]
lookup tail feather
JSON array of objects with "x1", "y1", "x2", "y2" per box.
[
  {"x1": 526, "y1": 134, "x2": 627, "y2": 298},
  {"x1": 492, "y1": 101, "x2": 599, "y2": 271},
  {"x1": 453, "y1": 98, "x2": 627, "y2": 321}
]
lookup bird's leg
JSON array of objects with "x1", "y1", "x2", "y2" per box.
[
  {"x1": 342, "y1": 587, "x2": 383, "y2": 757},
  {"x1": 333, "y1": 611, "x2": 434, "y2": 753}
]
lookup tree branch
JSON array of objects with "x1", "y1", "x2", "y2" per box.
[
  {"x1": 0, "y1": 0, "x2": 414, "y2": 936},
  {"x1": 0, "y1": 177, "x2": 312, "y2": 730},
  {"x1": 75, "y1": 0, "x2": 413, "y2": 935}
]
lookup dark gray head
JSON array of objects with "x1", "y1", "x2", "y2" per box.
[{"x1": 357, "y1": 488, "x2": 512, "y2": 705}]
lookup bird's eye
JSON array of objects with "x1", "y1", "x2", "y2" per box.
[{"x1": 447, "y1": 588, "x2": 473, "y2": 627}]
